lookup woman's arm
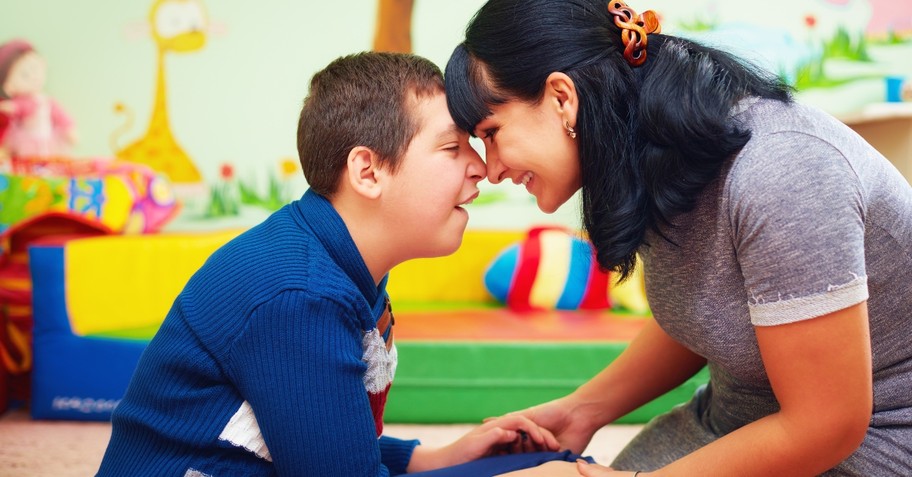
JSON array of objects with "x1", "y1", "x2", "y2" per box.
[
  {"x1": 517, "y1": 318, "x2": 707, "y2": 453},
  {"x1": 649, "y1": 302, "x2": 872, "y2": 476},
  {"x1": 576, "y1": 318, "x2": 708, "y2": 424}
]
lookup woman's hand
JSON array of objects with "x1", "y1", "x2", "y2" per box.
[
  {"x1": 506, "y1": 395, "x2": 600, "y2": 454},
  {"x1": 453, "y1": 414, "x2": 561, "y2": 459},
  {"x1": 407, "y1": 414, "x2": 561, "y2": 472}
]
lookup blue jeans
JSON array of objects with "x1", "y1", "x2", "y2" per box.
[{"x1": 405, "y1": 450, "x2": 595, "y2": 476}]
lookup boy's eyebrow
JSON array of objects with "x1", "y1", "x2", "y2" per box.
[{"x1": 435, "y1": 124, "x2": 463, "y2": 142}]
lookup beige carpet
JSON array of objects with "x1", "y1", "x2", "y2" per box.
[{"x1": 0, "y1": 408, "x2": 640, "y2": 476}]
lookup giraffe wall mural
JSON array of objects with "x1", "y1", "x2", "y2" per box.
[
  {"x1": 373, "y1": 0, "x2": 414, "y2": 53},
  {"x1": 111, "y1": 0, "x2": 207, "y2": 185}
]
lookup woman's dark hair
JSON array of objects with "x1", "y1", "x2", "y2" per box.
[{"x1": 446, "y1": 0, "x2": 791, "y2": 280}]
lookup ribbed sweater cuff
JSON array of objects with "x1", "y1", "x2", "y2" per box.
[{"x1": 379, "y1": 436, "x2": 420, "y2": 476}]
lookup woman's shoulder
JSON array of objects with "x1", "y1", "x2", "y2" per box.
[
  {"x1": 729, "y1": 99, "x2": 857, "y2": 173},
  {"x1": 733, "y1": 98, "x2": 843, "y2": 140},
  {"x1": 728, "y1": 98, "x2": 889, "y2": 196}
]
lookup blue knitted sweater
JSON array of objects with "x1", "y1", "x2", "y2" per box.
[{"x1": 97, "y1": 190, "x2": 418, "y2": 476}]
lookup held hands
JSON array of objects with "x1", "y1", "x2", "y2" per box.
[
  {"x1": 408, "y1": 414, "x2": 560, "y2": 472},
  {"x1": 503, "y1": 395, "x2": 601, "y2": 454},
  {"x1": 445, "y1": 414, "x2": 560, "y2": 463}
]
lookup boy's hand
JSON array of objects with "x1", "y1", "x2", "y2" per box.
[
  {"x1": 407, "y1": 415, "x2": 560, "y2": 472},
  {"x1": 500, "y1": 395, "x2": 599, "y2": 454},
  {"x1": 469, "y1": 414, "x2": 561, "y2": 457}
]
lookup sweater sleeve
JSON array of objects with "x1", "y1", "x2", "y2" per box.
[
  {"x1": 380, "y1": 435, "x2": 420, "y2": 475},
  {"x1": 225, "y1": 289, "x2": 399, "y2": 476}
]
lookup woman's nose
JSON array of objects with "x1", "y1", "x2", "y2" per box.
[{"x1": 484, "y1": 149, "x2": 507, "y2": 184}]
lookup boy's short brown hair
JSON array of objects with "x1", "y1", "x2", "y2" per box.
[{"x1": 297, "y1": 52, "x2": 445, "y2": 197}]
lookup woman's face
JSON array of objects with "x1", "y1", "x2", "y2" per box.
[{"x1": 473, "y1": 95, "x2": 581, "y2": 214}]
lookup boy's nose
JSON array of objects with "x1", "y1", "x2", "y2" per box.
[{"x1": 467, "y1": 148, "x2": 485, "y2": 182}]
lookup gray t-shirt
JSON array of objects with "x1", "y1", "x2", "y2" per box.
[{"x1": 618, "y1": 98, "x2": 912, "y2": 474}]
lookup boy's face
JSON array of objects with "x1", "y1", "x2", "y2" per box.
[{"x1": 382, "y1": 90, "x2": 485, "y2": 259}]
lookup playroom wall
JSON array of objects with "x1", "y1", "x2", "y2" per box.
[
  {"x1": 3, "y1": 0, "x2": 910, "y2": 232},
  {"x1": 1, "y1": 0, "x2": 504, "y2": 229}
]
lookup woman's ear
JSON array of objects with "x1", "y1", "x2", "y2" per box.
[
  {"x1": 545, "y1": 71, "x2": 578, "y2": 126},
  {"x1": 345, "y1": 146, "x2": 383, "y2": 200}
]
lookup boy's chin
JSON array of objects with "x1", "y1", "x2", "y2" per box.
[
  {"x1": 423, "y1": 232, "x2": 466, "y2": 259},
  {"x1": 435, "y1": 236, "x2": 465, "y2": 258},
  {"x1": 409, "y1": 216, "x2": 469, "y2": 259}
]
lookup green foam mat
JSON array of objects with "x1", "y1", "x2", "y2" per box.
[
  {"x1": 87, "y1": 316, "x2": 707, "y2": 424},
  {"x1": 388, "y1": 342, "x2": 708, "y2": 424}
]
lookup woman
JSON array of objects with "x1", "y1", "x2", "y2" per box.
[{"x1": 445, "y1": 0, "x2": 912, "y2": 475}]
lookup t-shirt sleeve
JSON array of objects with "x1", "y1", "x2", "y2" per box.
[
  {"x1": 729, "y1": 132, "x2": 869, "y2": 326},
  {"x1": 226, "y1": 290, "x2": 397, "y2": 476}
]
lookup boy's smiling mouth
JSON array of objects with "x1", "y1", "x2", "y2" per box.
[{"x1": 456, "y1": 191, "x2": 480, "y2": 209}]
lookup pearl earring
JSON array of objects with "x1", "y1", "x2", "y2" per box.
[{"x1": 565, "y1": 121, "x2": 577, "y2": 139}]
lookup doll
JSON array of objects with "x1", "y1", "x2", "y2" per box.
[{"x1": 0, "y1": 39, "x2": 77, "y2": 161}]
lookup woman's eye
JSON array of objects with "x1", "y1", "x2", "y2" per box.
[{"x1": 483, "y1": 128, "x2": 497, "y2": 140}]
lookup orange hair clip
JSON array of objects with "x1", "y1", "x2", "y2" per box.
[{"x1": 607, "y1": 1, "x2": 661, "y2": 67}]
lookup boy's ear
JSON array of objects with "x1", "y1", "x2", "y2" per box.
[
  {"x1": 345, "y1": 146, "x2": 384, "y2": 200},
  {"x1": 545, "y1": 71, "x2": 578, "y2": 125}
]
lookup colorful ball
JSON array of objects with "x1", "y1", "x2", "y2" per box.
[{"x1": 484, "y1": 226, "x2": 611, "y2": 311}]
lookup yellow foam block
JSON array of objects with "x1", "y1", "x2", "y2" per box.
[
  {"x1": 66, "y1": 230, "x2": 242, "y2": 336},
  {"x1": 388, "y1": 230, "x2": 524, "y2": 303}
]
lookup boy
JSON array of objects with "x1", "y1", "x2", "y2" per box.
[{"x1": 96, "y1": 52, "x2": 560, "y2": 476}]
